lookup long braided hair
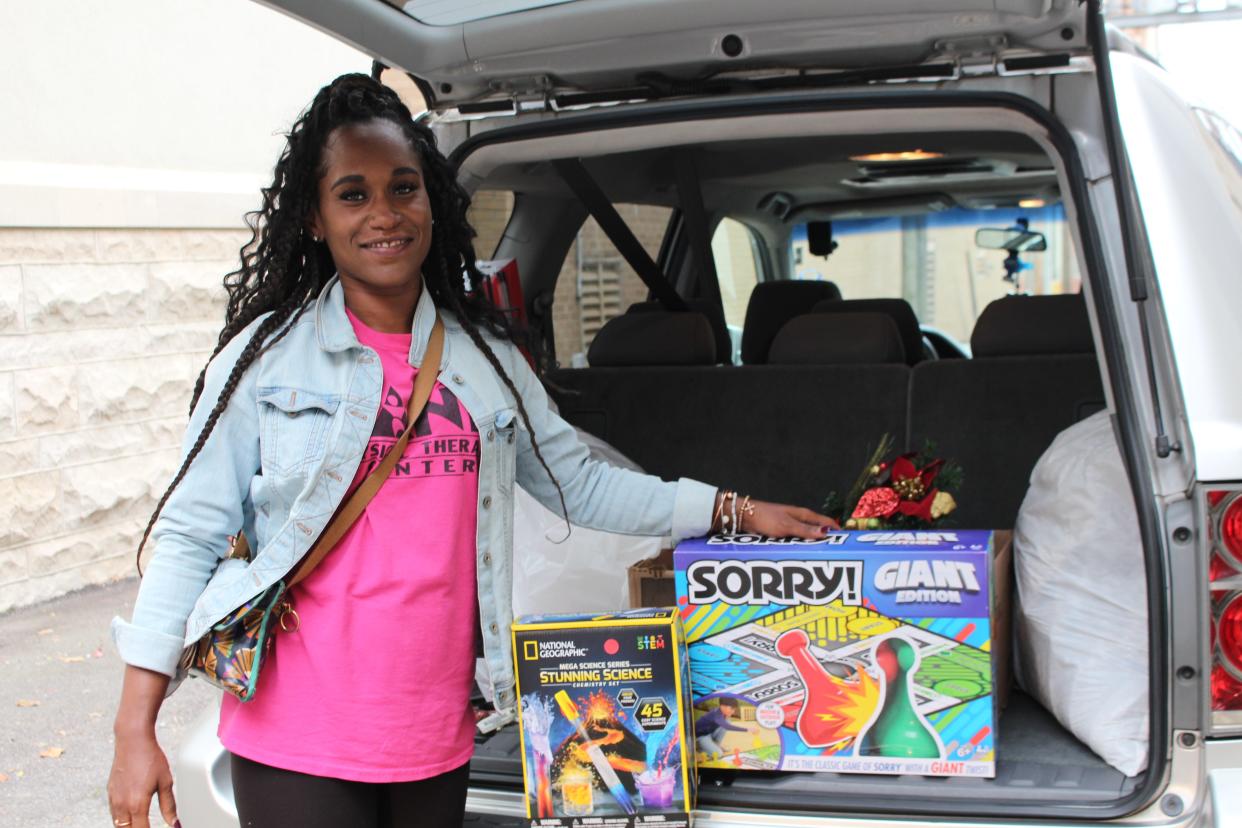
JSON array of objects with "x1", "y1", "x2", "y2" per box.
[{"x1": 136, "y1": 73, "x2": 564, "y2": 572}]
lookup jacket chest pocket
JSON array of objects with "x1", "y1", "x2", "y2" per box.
[{"x1": 257, "y1": 387, "x2": 341, "y2": 476}]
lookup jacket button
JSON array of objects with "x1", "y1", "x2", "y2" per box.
[
  {"x1": 452, "y1": 373, "x2": 464, "y2": 384},
  {"x1": 486, "y1": 429, "x2": 495, "y2": 442},
  {"x1": 489, "y1": 622, "x2": 499, "y2": 635},
  {"x1": 481, "y1": 496, "x2": 492, "y2": 509},
  {"x1": 507, "y1": 432, "x2": 515, "y2": 444},
  {"x1": 482, "y1": 553, "x2": 492, "y2": 566}
]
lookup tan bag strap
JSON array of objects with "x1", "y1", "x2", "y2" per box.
[{"x1": 231, "y1": 315, "x2": 446, "y2": 588}]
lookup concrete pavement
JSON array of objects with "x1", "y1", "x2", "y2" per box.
[{"x1": 1, "y1": 579, "x2": 216, "y2": 827}]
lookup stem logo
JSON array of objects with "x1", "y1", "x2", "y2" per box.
[{"x1": 636, "y1": 633, "x2": 665, "y2": 650}]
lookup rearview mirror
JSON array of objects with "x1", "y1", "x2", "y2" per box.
[{"x1": 975, "y1": 227, "x2": 1046, "y2": 252}]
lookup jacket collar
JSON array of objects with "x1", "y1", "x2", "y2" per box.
[{"x1": 314, "y1": 274, "x2": 442, "y2": 366}]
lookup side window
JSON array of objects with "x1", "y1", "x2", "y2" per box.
[
  {"x1": 465, "y1": 189, "x2": 515, "y2": 259},
  {"x1": 712, "y1": 217, "x2": 764, "y2": 340},
  {"x1": 551, "y1": 205, "x2": 674, "y2": 367}
]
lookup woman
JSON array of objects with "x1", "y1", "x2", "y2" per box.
[{"x1": 107, "y1": 74, "x2": 834, "y2": 828}]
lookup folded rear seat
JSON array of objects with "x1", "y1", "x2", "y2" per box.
[
  {"x1": 908, "y1": 294, "x2": 1106, "y2": 528},
  {"x1": 549, "y1": 309, "x2": 908, "y2": 508}
]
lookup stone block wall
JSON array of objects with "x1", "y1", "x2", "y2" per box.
[{"x1": 0, "y1": 228, "x2": 242, "y2": 613}]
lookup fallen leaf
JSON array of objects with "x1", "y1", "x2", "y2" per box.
[
  {"x1": 0, "y1": 772, "x2": 8, "y2": 782},
  {"x1": 39, "y1": 747, "x2": 64, "y2": 759},
  {"x1": 15, "y1": 700, "x2": 39, "y2": 708},
  {"x1": 90, "y1": 646, "x2": 104, "y2": 659},
  {"x1": 37, "y1": 628, "x2": 53, "y2": 636},
  {"x1": 56, "y1": 729, "x2": 66, "y2": 737},
  {"x1": 15, "y1": 770, "x2": 24, "y2": 778},
  {"x1": 60, "y1": 656, "x2": 84, "y2": 664}
]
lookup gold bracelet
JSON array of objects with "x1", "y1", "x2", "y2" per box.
[
  {"x1": 711, "y1": 491, "x2": 727, "y2": 533},
  {"x1": 720, "y1": 490, "x2": 736, "y2": 534},
  {"x1": 738, "y1": 495, "x2": 754, "y2": 532}
]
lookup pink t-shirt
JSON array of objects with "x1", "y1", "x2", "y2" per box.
[{"x1": 219, "y1": 309, "x2": 481, "y2": 782}]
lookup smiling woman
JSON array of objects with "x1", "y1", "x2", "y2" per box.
[
  {"x1": 309, "y1": 120, "x2": 436, "y2": 332},
  {"x1": 105, "y1": 72, "x2": 834, "y2": 828}
]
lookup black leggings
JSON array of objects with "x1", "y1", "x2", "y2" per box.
[{"x1": 230, "y1": 753, "x2": 469, "y2": 828}]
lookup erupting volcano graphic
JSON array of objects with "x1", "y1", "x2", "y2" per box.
[
  {"x1": 775, "y1": 628, "x2": 881, "y2": 751},
  {"x1": 550, "y1": 691, "x2": 648, "y2": 789}
]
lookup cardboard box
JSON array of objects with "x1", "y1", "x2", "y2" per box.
[
  {"x1": 628, "y1": 549, "x2": 675, "y2": 609},
  {"x1": 512, "y1": 609, "x2": 697, "y2": 828},
  {"x1": 675, "y1": 530, "x2": 1009, "y2": 778}
]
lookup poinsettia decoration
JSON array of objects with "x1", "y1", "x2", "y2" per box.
[{"x1": 823, "y1": 435, "x2": 963, "y2": 530}]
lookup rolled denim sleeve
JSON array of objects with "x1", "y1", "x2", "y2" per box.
[
  {"x1": 508, "y1": 347, "x2": 716, "y2": 542},
  {"x1": 110, "y1": 316, "x2": 267, "y2": 678}
]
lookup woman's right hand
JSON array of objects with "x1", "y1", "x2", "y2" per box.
[
  {"x1": 108, "y1": 728, "x2": 178, "y2": 828},
  {"x1": 109, "y1": 665, "x2": 177, "y2": 828}
]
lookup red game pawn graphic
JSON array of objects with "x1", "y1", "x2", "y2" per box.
[{"x1": 775, "y1": 629, "x2": 879, "y2": 749}]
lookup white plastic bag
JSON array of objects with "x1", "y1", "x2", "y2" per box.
[
  {"x1": 512, "y1": 427, "x2": 663, "y2": 617},
  {"x1": 477, "y1": 428, "x2": 664, "y2": 704},
  {"x1": 1014, "y1": 410, "x2": 1149, "y2": 776}
]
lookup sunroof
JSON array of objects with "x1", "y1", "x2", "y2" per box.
[{"x1": 383, "y1": 0, "x2": 583, "y2": 26}]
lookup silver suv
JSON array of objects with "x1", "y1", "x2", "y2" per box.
[{"x1": 175, "y1": 0, "x2": 1242, "y2": 824}]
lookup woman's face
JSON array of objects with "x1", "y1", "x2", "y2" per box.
[{"x1": 310, "y1": 119, "x2": 433, "y2": 299}]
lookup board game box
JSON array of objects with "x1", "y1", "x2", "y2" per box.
[
  {"x1": 512, "y1": 608, "x2": 696, "y2": 827},
  {"x1": 675, "y1": 530, "x2": 1003, "y2": 778}
]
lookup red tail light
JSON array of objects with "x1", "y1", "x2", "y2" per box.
[
  {"x1": 1220, "y1": 496, "x2": 1242, "y2": 569},
  {"x1": 1208, "y1": 491, "x2": 1242, "y2": 722},
  {"x1": 1219, "y1": 592, "x2": 1242, "y2": 678},
  {"x1": 1213, "y1": 664, "x2": 1242, "y2": 710}
]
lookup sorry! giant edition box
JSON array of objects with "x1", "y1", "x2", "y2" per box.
[
  {"x1": 675, "y1": 531, "x2": 1002, "y2": 778},
  {"x1": 512, "y1": 608, "x2": 696, "y2": 827}
]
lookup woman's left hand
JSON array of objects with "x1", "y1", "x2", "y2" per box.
[{"x1": 724, "y1": 497, "x2": 839, "y2": 540}]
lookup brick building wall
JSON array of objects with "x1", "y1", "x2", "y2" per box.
[{"x1": 0, "y1": 229, "x2": 242, "y2": 612}]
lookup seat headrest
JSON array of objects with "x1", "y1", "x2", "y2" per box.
[
  {"x1": 587, "y1": 311, "x2": 716, "y2": 367},
  {"x1": 971, "y1": 294, "x2": 1094, "y2": 357},
  {"x1": 626, "y1": 300, "x2": 731, "y2": 364},
  {"x1": 768, "y1": 313, "x2": 906, "y2": 365},
  {"x1": 741, "y1": 280, "x2": 843, "y2": 364},
  {"x1": 811, "y1": 297, "x2": 922, "y2": 366}
]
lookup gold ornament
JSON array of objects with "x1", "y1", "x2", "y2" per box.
[
  {"x1": 892, "y1": 477, "x2": 927, "y2": 501},
  {"x1": 930, "y1": 491, "x2": 957, "y2": 519}
]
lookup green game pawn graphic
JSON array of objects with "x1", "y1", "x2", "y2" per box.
[{"x1": 858, "y1": 636, "x2": 943, "y2": 759}]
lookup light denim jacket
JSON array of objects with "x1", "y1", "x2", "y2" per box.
[{"x1": 112, "y1": 277, "x2": 716, "y2": 730}]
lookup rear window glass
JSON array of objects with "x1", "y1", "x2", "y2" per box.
[
  {"x1": 551, "y1": 204, "x2": 674, "y2": 367},
  {"x1": 785, "y1": 204, "x2": 1082, "y2": 346},
  {"x1": 466, "y1": 189, "x2": 515, "y2": 259}
]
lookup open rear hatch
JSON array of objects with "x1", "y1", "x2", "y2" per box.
[{"x1": 255, "y1": 0, "x2": 1090, "y2": 110}]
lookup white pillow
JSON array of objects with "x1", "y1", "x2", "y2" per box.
[{"x1": 1014, "y1": 410, "x2": 1148, "y2": 776}]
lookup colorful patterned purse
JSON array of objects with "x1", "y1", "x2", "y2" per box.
[{"x1": 180, "y1": 317, "x2": 444, "y2": 701}]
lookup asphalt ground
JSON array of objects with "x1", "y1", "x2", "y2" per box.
[{"x1": 1, "y1": 579, "x2": 217, "y2": 827}]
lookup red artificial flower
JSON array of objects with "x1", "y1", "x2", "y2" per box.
[
  {"x1": 891, "y1": 453, "x2": 943, "y2": 487},
  {"x1": 895, "y1": 489, "x2": 937, "y2": 521},
  {"x1": 852, "y1": 487, "x2": 900, "y2": 519}
]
